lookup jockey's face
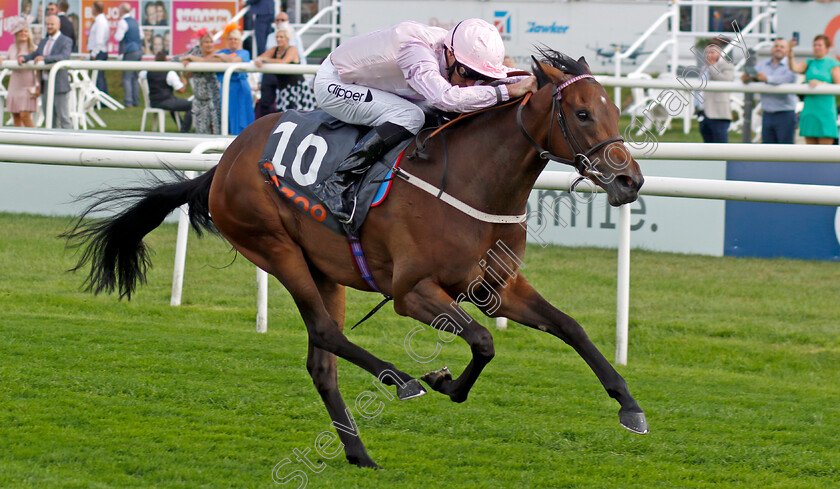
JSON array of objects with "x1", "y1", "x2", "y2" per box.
[{"x1": 445, "y1": 49, "x2": 478, "y2": 87}]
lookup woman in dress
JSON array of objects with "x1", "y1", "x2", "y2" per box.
[
  {"x1": 789, "y1": 34, "x2": 840, "y2": 144},
  {"x1": 180, "y1": 31, "x2": 222, "y2": 134},
  {"x1": 4, "y1": 18, "x2": 39, "y2": 127},
  {"x1": 212, "y1": 26, "x2": 254, "y2": 135},
  {"x1": 254, "y1": 26, "x2": 316, "y2": 118}
]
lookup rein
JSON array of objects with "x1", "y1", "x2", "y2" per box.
[
  {"x1": 515, "y1": 73, "x2": 624, "y2": 189},
  {"x1": 395, "y1": 73, "x2": 622, "y2": 225}
]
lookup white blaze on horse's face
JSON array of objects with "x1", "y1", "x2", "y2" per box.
[{"x1": 600, "y1": 96, "x2": 607, "y2": 105}]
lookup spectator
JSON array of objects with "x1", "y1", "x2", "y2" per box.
[
  {"x1": 247, "y1": 0, "x2": 275, "y2": 56},
  {"x1": 140, "y1": 51, "x2": 192, "y2": 132},
  {"x1": 155, "y1": 1, "x2": 168, "y2": 26},
  {"x1": 266, "y1": 11, "x2": 304, "y2": 55},
  {"x1": 742, "y1": 38, "x2": 798, "y2": 143},
  {"x1": 503, "y1": 56, "x2": 515, "y2": 69},
  {"x1": 143, "y1": 1, "x2": 157, "y2": 25},
  {"x1": 5, "y1": 17, "x2": 39, "y2": 127},
  {"x1": 45, "y1": 2, "x2": 57, "y2": 17},
  {"x1": 213, "y1": 27, "x2": 255, "y2": 134},
  {"x1": 114, "y1": 2, "x2": 144, "y2": 107},
  {"x1": 696, "y1": 38, "x2": 734, "y2": 143},
  {"x1": 87, "y1": 1, "x2": 110, "y2": 94},
  {"x1": 57, "y1": 0, "x2": 76, "y2": 51},
  {"x1": 18, "y1": 14, "x2": 73, "y2": 129},
  {"x1": 254, "y1": 26, "x2": 316, "y2": 118},
  {"x1": 789, "y1": 34, "x2": 840, "y2": 144},
  {"x1": 180, "y1": 30, "x2": 222, "y2": 134}
]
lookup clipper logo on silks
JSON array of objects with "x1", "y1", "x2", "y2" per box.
[{"x1": 327, "y1": 84, "x2": 373, "y2": 102}]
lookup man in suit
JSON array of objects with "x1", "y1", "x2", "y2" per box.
[
  {"x1": 88, "y1": 1, "x2": 110, "y2": 94},
  {"x1": 247, "y1": 0, "x2": 274, "y2": 56},
  {"x1": 57, "y1": 0, "x2": 76, "y2": 51},
  {"x1": 115, "y1": 2, "x2": 144, "y2": 107},
  {"x1": 696, "y1": 38, "x2": 735, "y2": 143},
  {"x1": 18, "y1": 15, "x2": 73, "y2": 129}
]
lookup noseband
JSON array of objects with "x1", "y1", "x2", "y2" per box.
[{"x1": 516, "y1": 74, "x2": 624, "y2": 186}]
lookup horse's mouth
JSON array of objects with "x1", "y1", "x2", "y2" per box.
[{"x1": 606, "y1": 174, "x2": 644, "y2": 207}]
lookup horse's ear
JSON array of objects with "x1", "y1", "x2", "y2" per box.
[
  {"x1": 538, "y1": 59, "x2": 569, "y2": 83},
  {"x1": 531, "y1": 55, "x2": 551, "y2": 88},
  {"x1": 577, "y1": 56, "x2": 592, "y2": 74}
]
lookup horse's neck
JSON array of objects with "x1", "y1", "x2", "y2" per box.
[{"x1": 431, "y1": 90, "x2": 557, "y2": 217}]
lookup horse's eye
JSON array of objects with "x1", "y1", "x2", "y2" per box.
[{"x1": 576, "y1": 110, "x2": 590, "y2": 121}]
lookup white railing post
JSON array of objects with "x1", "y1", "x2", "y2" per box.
[
  {"x1": 171, "y1": 169, "x2": 196, "y2": 306},
  {"x1": 615, "y1": 204, "x2": 631, "y2": 365},
  {"x1": 170, "y1": 139, "x2": 232, "y2": 306},
  {"x1": 257, "y1": 268, "x2": 269, "y2": 333}
]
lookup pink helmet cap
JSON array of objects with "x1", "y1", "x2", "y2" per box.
[{"x1": 444, "y1": 18, "x2": 508, "y2": 79}]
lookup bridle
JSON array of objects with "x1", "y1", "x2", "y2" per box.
[{"x1": 516, "y1": 73, "x2": 624, "y2": 187}]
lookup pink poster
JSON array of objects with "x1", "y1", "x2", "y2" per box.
[
  {"x1": 171, "y1": 0, "x2": 236, "y2": 56},
  {"x1": 80, "y1": 0, "x2": 139, "y2": 55},
  {"x1": 0, "y1": 0, "x2": 22, "y2": 52}
]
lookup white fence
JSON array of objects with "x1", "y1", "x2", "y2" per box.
[
  {"x1": 0, "y1": 60, "x2": 318, "y2": 133},
  {"x1": 2, "y1": 128, "x2": 839, "y2": 364}
]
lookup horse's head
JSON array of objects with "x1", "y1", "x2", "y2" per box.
[{"x1": 526, "y1": 49, "x2": 644, "y2": 206}]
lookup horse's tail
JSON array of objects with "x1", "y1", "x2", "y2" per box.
[{"x1": 61, "y1": 167, "x2": 218, "y2": 300}]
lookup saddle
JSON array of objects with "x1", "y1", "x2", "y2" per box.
[{"x1": 259, "y1": 110, "x2": 413, "y2": 235}]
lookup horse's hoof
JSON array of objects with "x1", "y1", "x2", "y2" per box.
[
  {"x1": 347, "y1": 455, "x2": 381, "y2": 470},
  {"x1": 421, "y1": 366, "x2": 452, "y2": 391},
  {"x1": 619, "y1": 410, "x2": 649, "y2": 434},
  {"x1": 397, "y1": 378, "x2": 427, "y2": 400}
]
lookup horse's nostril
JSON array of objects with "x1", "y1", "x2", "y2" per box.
[{"x1": 618, "y1": 175, "x2": 643, "y2": 191}]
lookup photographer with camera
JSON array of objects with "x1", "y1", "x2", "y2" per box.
[
  {"x1": 742, "y1": 38, "x2": 798, "y2": 143},
  {"x1": 696, "y1": 38, "x2": 735, "y2": 143}
]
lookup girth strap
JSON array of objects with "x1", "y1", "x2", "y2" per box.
[{"x1": 393, "y1": 167, "x2": 527, "y2": 224}]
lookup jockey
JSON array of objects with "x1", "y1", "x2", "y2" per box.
[{"x1": 313, "y1": 18, "x2": 538, "y2": 222}]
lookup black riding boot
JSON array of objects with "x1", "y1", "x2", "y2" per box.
[{"x1": 321, "y1": 122, "x2": 413, "y2": 223}]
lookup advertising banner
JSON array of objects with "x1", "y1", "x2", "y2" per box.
[
  {"x1": 725, "y1": 161, "x2": 840, "y2": 261},
  {"x1": 0, "y1": 0, "x2": 22, "y2": 52},
  {"x1": 0, "y1": 0, "x2": 237, "y2": 55},
  {"x1": 171, "y1": 0, "x2": 235, "y2": 55},
  {"x1": 79, "y1": 0, "x2": 137, "y2": 55},
  {"x1": 525, "y1": 160, "x2": 727, "y2": 256}
]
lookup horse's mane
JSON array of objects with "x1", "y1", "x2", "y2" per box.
[{"x1": 531, "y1": 47, "x2": 591, "y2": 89}]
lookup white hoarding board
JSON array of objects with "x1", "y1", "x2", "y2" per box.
[
  {"x1": 340, "y1": 1, "x2": 670, "y2": 72},
  {"x1": 525, "y1": 160, "x2": 726, "y2": 256}
]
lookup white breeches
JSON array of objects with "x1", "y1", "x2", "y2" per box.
[{"x1": 314, "y1": 56, "x2": 426, "y2": 134}]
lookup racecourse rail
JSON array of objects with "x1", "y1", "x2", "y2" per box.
[
  {"x1": 7, "y1": 60, "x2": 840, "y2": 134},
  {"x1": 2, "y1": 127, "x2": 839, "y2": 365}
]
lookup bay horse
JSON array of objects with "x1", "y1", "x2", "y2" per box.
[{"x1": 65, "y1": 50, "x2": 647, "y2": 468}]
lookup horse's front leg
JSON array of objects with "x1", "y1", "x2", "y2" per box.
[
  {"x1": 495, "y1": 276, "x2": 648, "y2": 434},
  {"x1": 306, "y1": 278, "x2": 378, "y2": 468},
  {"x1": 394, "y1": 278, "x2": 495, "y2": 403}
]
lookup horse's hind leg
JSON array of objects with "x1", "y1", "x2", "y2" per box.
[
  {"x1": 307, "y1": 277, "x2": 378, "y2": 468},
  {"x1": 495, "y1": 276, "x2": 648, "y2": 435},
  {"x1": 395, "y1": 278, "x2": 495, "y2": 403}
]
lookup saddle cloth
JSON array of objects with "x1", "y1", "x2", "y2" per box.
[{"x1": 258, "y1": 110, "x2": 411, "y2": 235}]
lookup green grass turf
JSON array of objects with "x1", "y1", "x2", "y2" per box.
[{"x1": 0, "y1": 211, "x2": 838, "y2": 488}]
